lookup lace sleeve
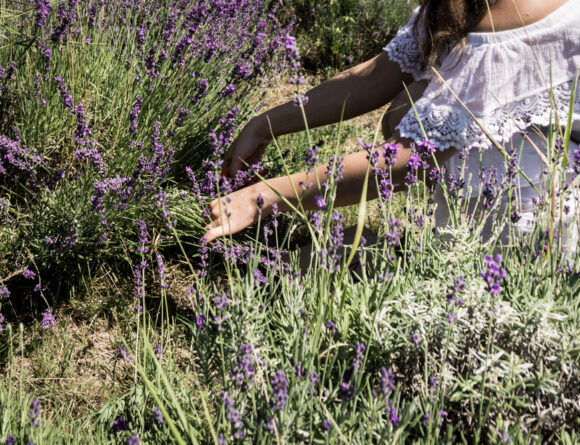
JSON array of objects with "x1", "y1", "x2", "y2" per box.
[{"x1": 383, "y1": 9, "x2": 428, "y2": 81}]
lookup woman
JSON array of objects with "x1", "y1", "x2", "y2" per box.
[{"x1": 204, "y1": 0, "x2": 580, "y2": 247}]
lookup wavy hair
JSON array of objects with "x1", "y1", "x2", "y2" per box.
[{"x1": 415, "y1": 0, "x2": 498, "y2": 70}]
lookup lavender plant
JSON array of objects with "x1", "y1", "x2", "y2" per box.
[{"x1": 0, "y1": 0, "x2": 291, "y2": 299}]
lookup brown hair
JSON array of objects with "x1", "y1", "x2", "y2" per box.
[{"x1": 415, "y1": 0, "x2": 498, "y2": 70}]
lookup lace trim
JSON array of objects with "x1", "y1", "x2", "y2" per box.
[
  {"x1": 396, "y1": 78, "x2": 580, "y2": 151},
  {"x1": 383, "y1": 19, "x2": 427, "y2": 81}
]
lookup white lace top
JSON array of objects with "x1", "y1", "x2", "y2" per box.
[
  {"x1": 384, "y1": 1, "x2": 579, "y2": 249},
  {"x1": 384, "y1": 0, "x2": 580, "y2": 152}
]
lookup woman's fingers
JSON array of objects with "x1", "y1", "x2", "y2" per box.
[
  {"x1": 204, "y1": 225, "x2": 228, "y2": 243},
  {"x1": 201, "y1": 184, "x2": 265, "y2": 243}
]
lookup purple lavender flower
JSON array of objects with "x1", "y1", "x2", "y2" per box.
[
  {"x1": 292, "y1": 93, "x2": 309, "y2": 107},
  {"x1": 308, "y1": 371, "x2": 319, "y2": 395},
  {"x1": 310, "y1": 211, "x2": 323, "y2": 231},
  {"x1": 0, "y1": 135, "x2": 45, "y2": 183},
  {"x1": 222, "y1": 392, "x2": 245, "y2": 440},
  {"x1": 380, "y1": 367, "x2": 395, "y2": 396},
  {"x1": 325, "y1": 155, "x2": 344, "y2": 182},
  {"x1": 219, "y1": 84, "x2": 236, "y2": 98},
  {"x1": 253, "y1": 269, "x2": 267, "y2": 285},
  {"x1": 383, "y1": 143, "x2": 400, "y2": 166},
  {"x1": 136, "y1": 27, "x2": 147, "y2": 52},
  {"x1": 137, "y1": 220, "x2": 149, "y2": 254},
  {"x1": 289, "y1": 74, "x2": 305, "y2": 85},
  {"x1": 5, "y1": 435, "x2": 15, "y2": 445},
  {"x1": 340, "y1": 382, "x2": 355, "y2": 401},
  {"x1": 196, "y1": 315, "x2": 205, "y2": 329},
  {"x1": 263, "y1": 417, "x2": 279, "y2": 434},
  {"x1": 119, "y1": 346, "x2": 132, "y2": 363},
  {"x1": 231, "y1": 344, "x2": 257, "y2": 389},
  {"x1": 176, "y1": 108, "x2": 191, "y2": 127},
  {"x1": 304, "y1": 141, "x2": 322, "y2": 170},
  {"x1": 407, "y1": 153, "x2": 423, "y2": 171},
  {"x1": 191, "y1": 78, "x2": 209, "y2": 104},
  {"x1": 156, "y1": 254, "x2": 167, "y2": 289},
  {"x1": 416, "y1": 139, "x2": 436, "y2": 159},
  {"x1": 322, "y1": 419, "x2": 333, "y2": 431},
  {"x1": 379, "y1": 177, "x2": 394, "y2": 203},
  {"x1": 23, "y1": 269, "x2": 36, "y2": 279},
  {"x1": 214, "y1": 293, "x2": 230, "y2": 311},
  {"x1": 572, "y1": 148, "x2": 580, "y2": 175},
  {"x1": 437, "y1": 410, "x2": 447, "y2": 427},
  {"x1": 479, "y1": 254, "x2": 507, "y2": 295},
  {"x1": 428, "y1": 375, "x2": 438, "y2": 390},
  {"x1": 55, "y1": 77, "x2": 74, "y2": 111},
  {"x1": 284, "y1": 34, "x2": 301, "y2": 73},
  {"x1": 128, "y1": 435, "x2": 140, "y2": 445},
  {"x1": 480, "y1": 167, "x2": 498, "y2": 210},
  {"x1": 28, "y1": 398, "x2": 41, "y2": 428},
  {"x1": 153, "y1": 344, "x2": 163, "y2": 358},
  {"x1": 314, "y1": 194, "x2": 326, "y2": 210},
  {"x1": 112, "y1": 417, "x2": 129, "y2": 435},
  {"x1": 41, "y1": 308, "x2": 55, "y2": 330},
  {"x1": 326, "y1": 319, "x2": 336, "y2": 336},
  {"x1": 411, "y1": 332, "x2": 420, "y2": 346},
  {"x1": 133, "y1": 257, "x2": 147, "y2": 300},
  {"x1": 352, "y1": 342, "x2": 366, "y2": 374},
  {"x1": 129, "y1": 97, "x2": 143, "y2": 135},
  {"x1": 0, "y1": 313, "x2": 5, "y2": 332},
  {"x1": 41, "y1": 48, "x2": 52, "y2": 73},
  {"x1": 270, "y1": 369, "x2": 288, "y2": 411},
  {"x1": 325, "y1": 211, "x2": 345, "y2": 271},
  {"x1": 428, "y1": 167, "x2": 441, "y2": 189},
  {"x1": 74, "y1": 104, "x2": 92, "y2": 146},
  {"x1": 256, "y1": 193, "x2": 265, "y2": 211},
  {"x1": 446, "y1": 275, "x2": 465, "y2": 304},
  {"x1": 34, "y1": 0, "x2": 52, "y2": 28},
  {"x1": 385, "y1": 217, "x2": 402, "y2": 248},
  {"x1": 294, "y1": 362, "x2": 305, "y2": 378},
  {"x1": 88, "y1": 2, "x2": 98, "y2": 28},
  {"x1": 74, "y1": 145, "x2": 106, "y2": 174}
]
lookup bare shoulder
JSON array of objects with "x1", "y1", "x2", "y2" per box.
[{"x1": 472, "y1": 0, "x2": 570, "y2": 32}]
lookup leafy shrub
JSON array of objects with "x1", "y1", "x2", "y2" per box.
[{"x1": 278, "y1": 0, "x2": 413, "y2": 73}]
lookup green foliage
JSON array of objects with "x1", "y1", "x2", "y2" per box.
[{"x1": 279, "y1": 0, "x2": 414, "y2": 73}]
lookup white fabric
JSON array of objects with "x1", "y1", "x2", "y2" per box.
[
  {"x1": 383, "y1": 1, "x2": 580, "y2": 252},
  {"x1": 384, "y1": 0, "x2": 580, "y2": 152},
  {"x1": 432, "y1": 126, "x2": 579, "y2": 253}
]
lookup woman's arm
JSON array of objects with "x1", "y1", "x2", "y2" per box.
[
  {"x1": 204, "y1": 135, "x2": 458, "y2": 242},
  {"x1": 222, "y1": 52, "x2": 415, "y2": 174}
]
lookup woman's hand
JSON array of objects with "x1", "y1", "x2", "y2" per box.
[
  {"x1": 203, "y1": 182, "x2": 270, "y2": 242},
  {"x1": 222, "y1": 118, "x2": 271, "y2": 177},
  {"x1": 222, "y1": 52, "x2": 412, "y2": 177}
]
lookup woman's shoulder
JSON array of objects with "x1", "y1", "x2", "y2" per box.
[
  {"x1": 471, "y1": 0, "x2": 571, "y2": 34},
  {"x1": 465, "y1": 0, "x2": 580, "y2": 45}
]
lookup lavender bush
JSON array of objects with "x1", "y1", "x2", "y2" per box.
[{"x1": 0, "y1": 0, "x2": 291, "y2": 296}]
